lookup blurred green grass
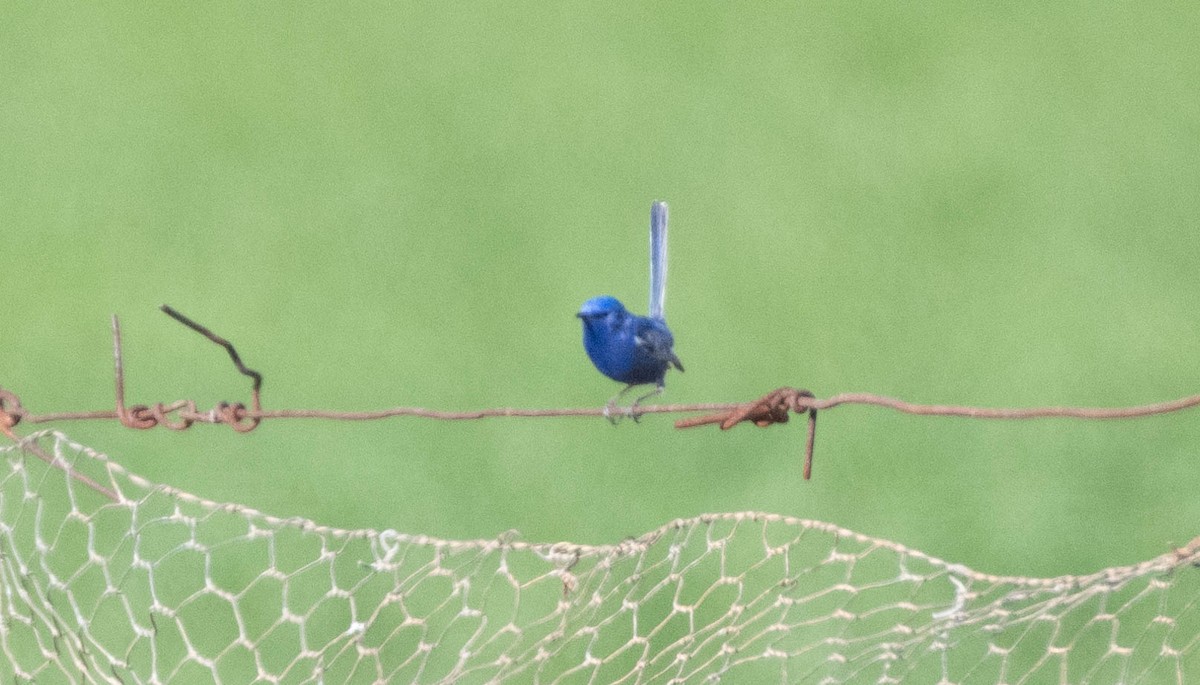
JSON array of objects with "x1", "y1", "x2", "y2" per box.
[{"x1": 3, "y1": 2, "x2": 1199, "y2": 579}]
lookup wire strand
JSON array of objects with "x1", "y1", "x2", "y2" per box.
[{"x1": 4, "y1": 306, "x2": 1200, "y2": 489}]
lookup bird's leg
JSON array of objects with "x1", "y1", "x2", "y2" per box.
[
  {"x1": 628, "y1": 384, "x2": 664, "y2": 423},
  {"x1": 605, "y1": 384, "x2": 639, "y2": 425}
]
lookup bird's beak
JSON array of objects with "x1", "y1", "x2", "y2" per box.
[{"x1": 575, "y1": 312, "x2": 584, "y2": 318}]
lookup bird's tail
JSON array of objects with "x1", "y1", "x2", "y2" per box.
[{"x1": 648, "y1": 201, "x2": 668, "y2": 321}]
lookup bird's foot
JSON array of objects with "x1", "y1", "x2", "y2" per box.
[
  {"x1": 627, "y1": 386, "x2": 663, "y2": 423},
  {"x1": 627, "y1": 401, "x2": 646, "y2": 423},
  {"x1": 603, "y1": 400, "x2": 644, "y2": 424},
  {"x1": 603, "y1": 398, "x2": 623, "y2": 425},
  {"x1": 603, "y1": 384, "x2": 661, "y2": 424}
]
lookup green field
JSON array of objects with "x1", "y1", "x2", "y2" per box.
[{"x1": 3, "y1": 1, "x2": 1199, "y2": 586}]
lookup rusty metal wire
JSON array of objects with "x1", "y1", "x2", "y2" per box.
[
  {"x1": 5, "y1": 306, "x2": 1200, "y2": 493},
  {"x1": 0, "y1": 388, "x2": 120, "y2": 502}
]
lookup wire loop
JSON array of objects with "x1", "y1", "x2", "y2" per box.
[
  {"x1": 0, "y1": 388, "x2": 26, "y2": 434},
  {"x1": 216, "y1": 402, "x2": 261, "y2": 433}
]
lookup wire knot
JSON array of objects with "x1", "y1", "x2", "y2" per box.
[
  {"x1": 107, "y1": 307, "x2": 264, "y2": 434},
  {"x1": 731, "y1": 387, "x2": 814, "y2": 428},
  {"x1": 116, "y1": 398, "x2": 196, "y2": 431},
  {"x1": 117, "y1": 404, "x2": 159, "y2": 430},
  {"x1": 676, "y1": 387, "x2": 819, "y2": 479},
  {"x1": 0, "y1": 387, "x2": 27, "y2": 435},
  {"x1": 676, "y1": 387, "x2": 814, "y2": 430},
  {"x1": 152, "y1": 401, "x2": 196, "y2": 431},
  {"x1": 215, "y1": 402, "x2": 260, "y2": 433}
]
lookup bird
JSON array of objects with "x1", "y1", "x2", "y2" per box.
[{"x1": 578, "y1": 201, "x2": 683, "y2": 421}]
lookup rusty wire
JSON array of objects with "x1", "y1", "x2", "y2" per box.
[
  {"x1": 4, "y1": 306, "x2": 1200, "y2": 494},
  {"x1": 0, "y1": 388, "x2": 120, "y2": 502}
]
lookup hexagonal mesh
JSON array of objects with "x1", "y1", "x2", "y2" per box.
[{"x1": 2, "y1": 431, "x2": 1197, "y2": 684}]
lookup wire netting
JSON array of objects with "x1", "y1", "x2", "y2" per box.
[{"x1": 1, "y1": 431, "x2": 1197, "y2": 684}]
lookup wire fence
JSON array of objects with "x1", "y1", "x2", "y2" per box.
[
  {"x1": 5, "y1": 307, "x2": 1200, "y2": 683},
  {"x1": 4, "y1": 305, "x2": 1200, "y2": 492}
]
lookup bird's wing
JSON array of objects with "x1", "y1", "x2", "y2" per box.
[{"x1": 633, "y1": 320, "x2": 679, "y2": 365}]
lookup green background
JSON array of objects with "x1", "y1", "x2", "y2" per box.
[{"x1": 3, "y1": 2, "x2": 1198, "y2": 580}]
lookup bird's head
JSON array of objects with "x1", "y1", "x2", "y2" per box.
[{"x1": 577, "y1": 295, "x2": 627, "y2": 320}]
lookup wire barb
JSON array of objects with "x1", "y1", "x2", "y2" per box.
[
  {"x1": 159, "y1": 305, "x2": 263, "y2": 432},
  {"x1": 107, "y1": 308, "x2": 264, "y2": 432},
  {"x1": 160, "y1": 304, "x2": 263, "y2": 394},
  {"x1": 675, "y1": 388, "x2": 820, "y2": 479},
  {"x1": 113, "y1": 314, "x2": 156, "y2": 430}
]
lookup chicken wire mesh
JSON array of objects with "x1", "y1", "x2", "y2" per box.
[{"x1": 1, "y1": 431, "x2": 1197, "y2": 684}]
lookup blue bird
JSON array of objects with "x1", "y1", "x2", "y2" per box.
[{"x1": 578, "y1": 201, "x2": 683, "y2": 420}]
